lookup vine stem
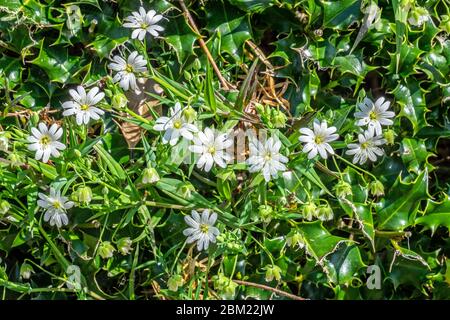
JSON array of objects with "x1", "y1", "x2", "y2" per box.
[
  {"x1": 178, "y1": 0, "x2": 234, "y2": 90},
  {"x1": 334, "y1": 154, "x2": 377, "y2": 180},
  {"x1": 232, "y1": 280, "x2": 306, "y2": 301}
]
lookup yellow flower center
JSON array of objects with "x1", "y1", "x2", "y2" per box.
[
  {"x1": 40, "y1": 135, "x2": 51, "y2": 146},
  {"x1": 314, "y1": 135, "x2": 324, "y2": 144},
  {"x1": 264, "y1": 153, "x2": 272, "y2": 161},
  {"x1": 80, "y1": 104, "x2": 89, "y2": 111},
  {"x1": 361, "y1": 142, "x2": 369, "y2": 149},
  {"x1": 125, "y1": 64, "x2": 134, "y2": 73},
  {"x1": 369, "y1": 111, "x2": 378, "y2": 120},
  {"x1": 200, "y1": 223, "x2": 209, "y2": 233},
  {"x1": 173, "y1": 120, "x2": 182, "y2": 129},
  {"x1": 208, "y1": 146, "x2": 216, "y2": 154},
  {"x1": 52, "y1": 201, "x2": 62, "y2": 209},
  {"x1": 140, "y1": 23, "x2": 148, "y2": 29}
]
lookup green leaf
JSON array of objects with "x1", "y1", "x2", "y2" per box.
[
  {"x1": 321, "y1": 0, "x2": 362, "y2": 30},
  {"x1": 228, "y1": 0, "x2": 275, "y2": 13},
  {"x1": 30, "y1": 40, "x2": 80, "y2": 83},
  {"x1": 400, "y1": 138, "x2": 430, "y2": 174},
  {"x1": 391, "y1": 80, "x2": 429, "y2": 134},
  {"x1": 164, "y1": 16, "x2": 197, "y2": 63},
  {"x1": 416, "y1": 197, "x2": 450, "y2": 234},
  {"x1": 325, "y1": 244, "x2": 366, "y2": 285},
  {"x1": 299, "y1": 221, "x2": 351, "y2": 263},
  {"x1": 94, "y1": 144, "x2": 127, "y2": 180},
  {"x1": 377, "y1": 170, "x2": 429, "y2": 231},
  {"x1": 205, "y1": 1, "x2": 252, "y2": 61}
]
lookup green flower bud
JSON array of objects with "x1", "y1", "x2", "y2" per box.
[
  {"x1": 102, "y1": 186, "x2": 109, "y2": 195},
  {"x1": 0, "y1": 134, "x2": 9, "y2": 152},
  {"x1": 369, "y1": 180, "x2": 385, "y2": 197},
  {"x1": 271, "y1": 109, "x2": 287, "y2": 128},
  {"x1": 302, "y1": 202, "x2": 317, "y2": 221},
  {"x1": 265, "y1": 265, "x2": 282, "y2": 282},
  {"x1": 142, "y1": 167, "x2": 160, "y2": 184},
  {"x1": 286, "y1": 230, "x2": 305, "y2": 249},
  {"x1": 182, "y1": 105, "x2": 197, "y2": 123},
  {"x1": 112, "y1": 93, "x2": 128, "y2": 109},
  {"x1": 213, "y1": 274, "x2": 238, "y2": 299},
  {"x1": 183, "y1": 70, "x2": 192, "y2": 81},
  {"x1": 254, "y1": 103, "x2": 265, "y2": 115},
  {"x1": 117, "y1": 237, "x2": 132, "y2": 255},
  {"x1": 193, "y1": 58, "x2": 202, "y2": 70},
  {"x1": 20, "y1": 263, "x2": 34, "y2": 280},
  {"x1": 178, "y1": 183, "x2": 195, "y2": 199},
  {"x1": 384, "y1": 129, "x2": 396, "y2": 145},
  {"x1": 30, "y1": 112, "x2": 39, "y2": 125},
  {"x1": 0, "y1": 200, "x2": 11, "y2": 215},
  {"x1": 317, "y1": 204, "x2": 334, "y2": 221},
  {"x1": 258, "y1": 205, "x2": 273, "y2": 223},
  {"x1": 167, "y1": 274, "x2": 184, "y2": 291},
  {"x1": 77, "y1": 186, "x2": 93, "y2": 205},
  {"x1": 334, "y1": 181, "x2": 353, "y2": 198},
  {"x1": 8, "y1": 153, "x2": 21, "y2": 168},
  {"x1": 98, "y1": 241, "x2": 115, "y2": 259}
]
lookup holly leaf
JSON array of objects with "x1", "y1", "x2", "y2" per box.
[
  {"x1": 299, "y1": 221, "x2": 351, "y2": 263},
  {"x1": 165, "y1": 16, "x2": 197, "y2": 63},
  {"x1": 321, "y1": 0, "x2": 362, "y2": 30},
  {"x1": 324, "y1": 244, "x2": 366, "y2": 285},
  {"x1": 204, "y1": 1, "x2": 252, "y2": 61},
  {"x1": 377, "y1": 170, "x2": 428, "y2": 231},
  {"x1": 416, "y1": 197, "x2": 450, "y2": 235}
]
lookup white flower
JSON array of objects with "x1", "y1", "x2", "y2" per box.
[
  {"x1": 189, "y1": 127, "x2": 233, "y2": 172},
  {"x1": 153, "y1": 102, "x2": 198, "y2": 145},
  {"x1": 354, "y1": 97, "x2": 395, "y2": 136},
  {"x1": 123, "y1": 7, "x2": 164, "y2": 40},
  {"x1": 345, "y1": 130, "x2": 386, "y2": 165},
  {"x1": 62, "y1": 86, "x2": 105, "y2": 125},
  {"x1": 27, "y1": 123, "x2": 66, "y2": 163},
  {"x1": 37, "y1": 188, "x2": 74, "y2": 228},
  {"x1": 183, "y1": 210, "x2": 220, "y2": 251},
  {"x1": 299, "y1": 120, "x2": 339, "y2": 159},
  {"x1": 247, "y1": 137, "x2": 288, "y2": 182},
  {"x1": 108, "y1": 51, "x2": 147, "y2": 92}
]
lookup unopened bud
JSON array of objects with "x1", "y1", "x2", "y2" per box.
[
  {"x1": 117, "y1": 237, "x2": 132, "y2": 255},
  {"x1": 265, "y1": 265, "x2": 282, "y2": 282},
  {"x1": 286, "y1": 230, "x2": 305, "y2": 249},
  {"x1": 271, "y1": 109, "x2": 287, "y2": 128},
  {"x1": 98, "y1": 241, "x2": 115, "y2": 259},
  {"x1": 369, "y1": 180, "x2": 385, "y2": 197},
  {"x1": 384, "y1": 129, "x2": 396, "y2": 145},
  {"x1": 302, "y1": 202, "x2": 317, "y2": 221},
  {"x1": 142, "y1": 167, "x2": 160, "y2": 184},
  {"x1": 182, "y1": 105, "x2": 197, "y2": 123},
  {"x1": 77, "y1": 186, "x2": 92, "y2": 205},
  {"x1": 20, "y1": 263, "x2": 34, "y2": 280},
  {"x1": 334, "y1": 180, "x2": 353, "y2": 198},
  {"x1": 0, "y1": 200, "x2": 11, "y2": 215},
  {"x1": 112, "y1": 93, "x2": 128, "y2": 109},
  {"x1": 258, "y1": 205, "x2": 273, "y2": 224},
  {"x1": 317, "y1": 204, "x2": 334, "y2": 221},
  {"x1": 0, "y1": 134, "x2": 9, "y2": 152},
  {"x1": 167, "y1": 274, "x2": 184, "y2": 291}
]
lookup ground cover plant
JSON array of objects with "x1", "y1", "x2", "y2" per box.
[{"x1": 0, "y1": 0, "x2": 449, "y2": 300}]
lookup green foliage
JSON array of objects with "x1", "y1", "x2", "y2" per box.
[{"x1": 0, "y1": 0, "x2": 449, "y2": 301}]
